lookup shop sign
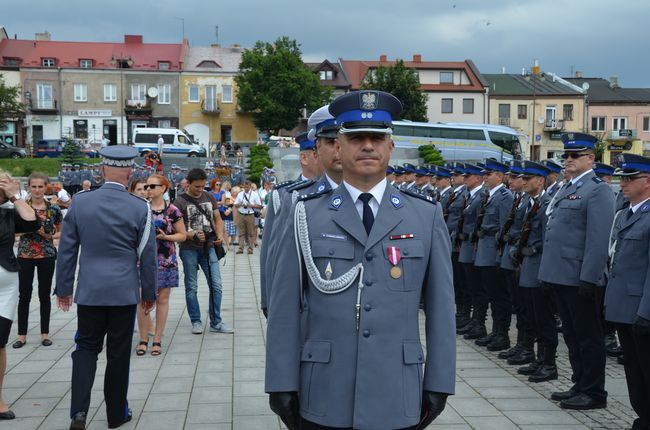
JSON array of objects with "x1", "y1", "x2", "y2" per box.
[{"x1": 78, "y1": 109, "x2": 112, "y2": 117}]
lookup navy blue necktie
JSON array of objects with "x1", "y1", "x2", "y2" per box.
[
  {"x1": 627, "y1": 208, "x2": 634, "y2": 220},
  {"x1": 359, "y1": 193, "x2": 374, "y2": 235}
]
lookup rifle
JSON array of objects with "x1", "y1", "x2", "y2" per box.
[
  {"x1": 454, "y1": 193, "x2": 469, "y2": 248},
  {"x1": 497, "y1": 193, "x2": 523, "y2": 254},
  {"x1": 471, "y1": 190, "x2": 490, "y2": 245},
  {"x1": 443, "y1": 189, "x2": 456, "y2": 221},
  {"x1": 514, "y1": 199, "x2": 541, "y2": 265}
]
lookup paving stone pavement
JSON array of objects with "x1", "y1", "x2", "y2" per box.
[{"x1": 3, "y1": 246, "x2": 635, "y2": 429}]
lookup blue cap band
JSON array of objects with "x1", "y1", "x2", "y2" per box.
[
  {"x1": 335, "y1": 109, "x2": 393, "y2": 125},
  {"x1": 524, "y1": 167, "x2": 549, "y2": 177},
  {"x1": 620, "y1": 162, "x2": 650, "y2": 173},
  {"x1": 316, "y1": 118, "x2": 336, "y2": 132}
]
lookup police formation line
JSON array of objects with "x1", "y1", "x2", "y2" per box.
[{"x1": 261, "y1": 90, "x2": 650, "y2": 430}]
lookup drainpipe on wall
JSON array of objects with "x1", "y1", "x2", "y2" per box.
[{"x1": 58, "y1": 67, "x2": 63, "y2": 139}]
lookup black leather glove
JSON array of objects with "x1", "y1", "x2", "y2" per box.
[
  {"x1": 578, "y1": 281, "x2": 597, "y2": 300},
  {"x1": 269, "y1": 392, "x2": 300, "y2": 430},
  {"x1": 633, "y1": 315, "x2": 650, "y2": 336},
  {"x1": 262, "y1": 307, "x2": 268, "y2": 319},
  {"x1": 416, "y1": 391, "x2": 448, "y2": 430}
]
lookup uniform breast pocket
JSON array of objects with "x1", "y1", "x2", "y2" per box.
[
  {"x1": 311, "y1": 239, "x2": 356, "y2": 280},
  {"x1": 382, "y1": 240, "x2": 425, "y2": 292}
]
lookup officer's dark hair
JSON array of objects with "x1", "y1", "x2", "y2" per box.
[{"x1": 186, "y1": 168, "x2": 207, "y2": 183}]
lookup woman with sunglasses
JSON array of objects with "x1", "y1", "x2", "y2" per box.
[
  {"x1": 13, "y1": 172, "x2": 63, "y2": 349},
  {"x1": 135, "y1": 175, "x2": 186, "y2": 356}
]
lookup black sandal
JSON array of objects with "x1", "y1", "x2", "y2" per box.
[
  {"x1": 136, "y1": 341, "x2": 148, "y2": 356},
  {"x1": 151, "y1": 342, "x2": 162, "y2": 356}
]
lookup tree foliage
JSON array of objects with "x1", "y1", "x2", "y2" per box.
[
  {"x1": 418, "y1": 144, "x2": 445, "y2": 166},
  {"x1": 235, "y1": 37, "x2": 331, "y2": 136},
  {"x1": 246, "y1": 144, "x2": 273, "y2": 184},
  {"x1": 0, "y1": 76, "x2": 24, "y2": 129},
  {"x1": 61, "y1": 139, "x2": 85, "y2": 165},
  {"x1": 361, "y1": 59, "x2": 428, "y2": 122}
]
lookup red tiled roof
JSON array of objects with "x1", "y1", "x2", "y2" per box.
[
  {"x1": 340, "y1": 59, "x2": 486, "y2": 92},
  {"x1": 0, "y1": 36, "x2": 186, "y2": 71}
]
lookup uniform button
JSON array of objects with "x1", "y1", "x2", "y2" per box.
[
  {"x1": 403, "y1": 250, "x2": 409, "y2": 256},
  {"x1": 364, "y1": 279, "x2": 372, "y2": 286},
  {"x1": 418, "y1": 355, "x2": 423, "y2": 361},
  {"x1": 308, "y1": 353, "x2": 312, "y2": 358},
  {"x1": 363, "y1": 330, "x2": 370, "y2": 338},
  {"x1": 328, "y1": 249, "x2": 334, "y2": 255},
  {"x1": 365, "y1": 253, "x2": 374, "y2": 261},
  {"x1": 364, "y1": 304, "x2": 371, "y2": 311}
]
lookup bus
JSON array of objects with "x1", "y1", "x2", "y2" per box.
[{"x1": 391, "y1": 121, "x2": 524, "y2": 163}]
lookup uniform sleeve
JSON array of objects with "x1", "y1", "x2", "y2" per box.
[
  {"x1": 259, "y1": 195, "x2": 276, "y2": 310},
  {"x1": 638, "y1": 236, "x2": 650, "y2": 320},
  {"x1": 423, "y1": 203, "x2": 456, "y2": 394},
  {"x1": 265, "y1": 200, "x2": 301, "y2": 393},
  {"x1": 581, "y1": 184, "x2": 615, "y2": 285},
  {"x1": 139, "y1": 205, "x2": 158, "y2": 302},
  {"x1": 54, "y1": 202, "x2": 79, "y2": 297},
  {"x1": 499, "y1": 193, "x2": 514, "y2": 230}
]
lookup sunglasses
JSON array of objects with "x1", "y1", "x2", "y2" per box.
[
  {"x1": 144, "y1": 184, "x2": 164, "y2": 190},
  {"x1": 561, "y1": 152, "x2": 590, "y2": 160},
  {"x1": 620, "y1": 175, "x2": 649, "y2": 183}
]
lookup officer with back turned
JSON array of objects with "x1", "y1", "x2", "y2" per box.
[
  {"x1": 265, "y1": 90, "x2": 455, "y2": 430},
  {"x1": 538, "y1": 132, "x2": 615, "y2": 410},
  {"x1": 55, "y1": 146, "x2": 157, "y2": 429}
]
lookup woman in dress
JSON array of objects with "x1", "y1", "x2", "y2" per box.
[
  {"x1": 0, "y1": 170, "x2": 39, "y2": 420},
  {"x1": 13, "y1": 172, "x2": 62, "y2": 349},
  {"x1": 135, "y1": 174, "x2": 186, "y2": 356}
]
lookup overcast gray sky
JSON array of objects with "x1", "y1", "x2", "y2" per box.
[{"x1": 5, "y1": 0, "x2": 650, "y2": 86}]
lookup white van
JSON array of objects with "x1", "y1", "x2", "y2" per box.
[{"x1": 132, "y1": 128, "x2": 207, "y2": 157}]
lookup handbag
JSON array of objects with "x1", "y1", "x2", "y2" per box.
[{"x1": 178, "y1": 193, "x2": 227, "y2": 260}]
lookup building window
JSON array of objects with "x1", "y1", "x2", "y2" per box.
[
  {"x1": 73, "y1": 84, "x2": 87, "y2": 102},
  {"x1": 36, "y1": 83, "x2": 53, "y2": 109},
  {"x1": 79, "y1": 59, "x2": 93, "y2": 69},
  {"x1": 131, "y1": 84, "x2": 146, "y2": 102},
  {"x1": 158, "y1": 84, "x2": 171, "y2": 104},
  {"x1": 498, "y1": 104, "x2": 510, "y2": 125},
  {"x1": 104, "y1": 84, "x2": 117, "y2": 102},
  {"x1": 42, "y1": 58, "x2": 55, "y2": 67},
  {"x1": 440, "y1": 71, "x2": 454, "y2": 84},
  {"x1": 222, "y1": 85, "x2": 233, "y2": 103},
  {"x1": 644, "y1": 117, "x2": 650, "y2": 132},
  {"x1": 188, "y1": 85, "x2": 200, "y2": 102},
  {"x1": 462, "y1": 98, "x2": 474, "y2": 114},
  {"x1": 158, "y1": 119, "x2": 171, "y2": 128},
  {"x1": 205, "y1": 85, "x2": 217, "y2": 110},
  {"x1": 441, "y1": 98, "x2": 453, "y2": 113},
  {"x1": 517, "y1": 104, "x2": 527, "y2": 119},
  {"x1": 613, "y1": 117, "x2": 628, "y2": 130},
  {"x1": 74, "y1": 120, "x2": 88, "y2": 139},
  {"x1": 158, "y1": 61, "x2": 170, "y2": 70},
  {"x1": 3, "y1": 57, "x2": 19, "y2": 66},
  {"x1": 563, "y1": 104, "x2": 574, "y2": 121},
  {"x1": 591, "y1": 117, "x2": 606, "y2": 131},
  {"x1": 319, "y1": 70, "x2": 333, "y2": 80}
]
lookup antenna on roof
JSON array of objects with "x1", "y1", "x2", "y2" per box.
[{"x1": 215, "y1": 26, "x2": 219, "y2": 44}]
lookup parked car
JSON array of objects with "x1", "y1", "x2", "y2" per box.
[
  {"x1": 0, "y1": 142, "x2": 27, "y2": 159},
  {"x1": 34, "y1": 139, "x2": 99, "y2": 158}
]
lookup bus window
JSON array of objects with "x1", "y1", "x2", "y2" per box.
[
  {"x1": 414, "y1": 126, "x2": 441, "y2": 138},
  {"x1": 393, "y1": 125, "x2": 414, "y2": 136},
  {"x1": 466, "y1": 129, "x2": 487, "y2": 141},
  {"x1": 440, "y1": 128, "x2": 467, "y2": 139},
  {"x1": 488, "y1": 131, "x2": 517, "y2": 154}
]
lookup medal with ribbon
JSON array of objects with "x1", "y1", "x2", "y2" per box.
[{"x1": 387, "y1": 246, "x2": 402, "y2": 279}]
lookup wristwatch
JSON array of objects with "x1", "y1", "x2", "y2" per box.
[{"x1": 9, "y1": 193, "x2": 22, "y2": 203}]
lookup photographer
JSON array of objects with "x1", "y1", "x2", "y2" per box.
[{"x1": 234, "y1": 180, "x2": 261, "y2": 255}]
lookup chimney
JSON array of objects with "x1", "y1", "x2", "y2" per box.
[
  {"x1": 412, "y1": 54, "x2": 422, "y2": 63},
  {"x1": 231, "y1": 44, "x2": 241, "y2": 48},
  {"x1": 610, "y1": 76, "x2": 620, "y2": 89},
  {"x1": 35, "y1": 31, "x2": 51, "y2": 41},
  {"x1": 379, "y1": 54, "x2": 387, "y2": 62},
  {"x1": 211, "y1": 44, "x2": 221, "y2": 48},
  {"x1": 575, "y1": 70, "x2": 583, "y2": 78},
  {"x1": 124, "y1": 35, "x2": 143, "y2": 44}
]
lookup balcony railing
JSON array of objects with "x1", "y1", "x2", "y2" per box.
[
  {"x1": 543, "y1": 119, "x2": 565, "y2": 131},
  {"x1": 498, "y1": 117, "x2": 510, "y2": 126},
  {"x1": 30, "y1": 99, "x2": 58, "y2": 113},
  {"x1": 201, "y1": 98, "x2": 220, "y2": 115},
  {"x1": 124, "y1": 99, "x2": 152, "y2": 111},
  {"x1": 609, "y1": 129, "x2": 637, "y2": 140}
]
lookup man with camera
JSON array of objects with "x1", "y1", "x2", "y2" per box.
[{"x1": 234, "y1": 180, "x2": 262, "y2": 255}]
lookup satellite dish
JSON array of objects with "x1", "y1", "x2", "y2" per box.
[
  {"x1": 147, "y1": 87, "x2": 159, "y2": 98},
  {"x1": 582, "y1": 82, "x2": 590, "y2": 91},
  {"x1": 538, "y1": 116, "x2": 545, "y2": 124}
]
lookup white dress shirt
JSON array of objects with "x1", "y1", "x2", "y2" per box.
[
  {"x1": 235, "y1": 190, "x2": 261, "y2": 214},
  {"x1": 343, "y1": 179, "x2": 387, "y2": 220}
]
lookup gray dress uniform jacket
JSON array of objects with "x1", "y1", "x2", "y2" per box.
[
  {"x1": 55, "y1": 183, "x2": 157, "y2": 305},
  {"x1": 265, "y1": 184, "x2": 455, "y2": 430},
  {"x1": 538, "y1": 171, "x2": 615, "y2": 287},
  {"x1": 519, "y1": 193, "x2": 551, "y2": 288},
  {"x1": 475, "y1": 185, "x2": 514, "y2": 267},
  {"x1": 438, "y1": 186, "x2": 453, "y2": 209},
  {"x1": 445, "y1": 186, "x2": 467, "y2": 242},
  {"x1": 605, "y1": 202, "x2": 650, "y2": 324},
  {"x1": 500, "y1": 194, "x2": 530, "y2": 270},
  {"x1": 458, "y1": 187, "x2": 485, "y2": 264}
]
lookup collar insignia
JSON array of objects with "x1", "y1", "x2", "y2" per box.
[
  {"x1": 390, "y1": 194, "x2": 402, "y2": 208},
  {"x1": 330, "y1": 194, "x2": 343, "y2": 210}
]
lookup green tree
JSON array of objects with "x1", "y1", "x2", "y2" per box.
[
  {"x1": 246, "y1": 144, "x2": 273, "y2": 184},
  {"x1": 418, "y1": 145, "x2": 445, "y2": 166},
  {"x1": 361, "y1": 59, "x2": 428, "y2": 122},
  {"x1": 235, "y1": 37, "x2": 331, "y2": 136},
  {"x1": 61, "y1": 138, "x2": 84, "y2": 165},
  {"x1": 0, "y1": 76, "x2": 24, "y2": 129}
]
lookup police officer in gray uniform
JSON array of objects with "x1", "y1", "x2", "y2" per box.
[
  {"x1": 266, "y1": 91, "x2": 455, "y2": 430},
  {"x1": 605, "y1": 153, "x2": 650, "y2": 429},
  {"x1": 436, "y1": 167, "x2": 452, "y2": 206},
  {"x1": 474, "y1": 159, "x2": 514, "y2": 351},
  {"x1": 69, "y1": 164, "x2": 82, "y2": 195},
  {"x1": 538, "y1": 132, "x2": 615, "y2": 410},
  {"x1": 55, "y1": 146, "x2": 157, "y2": 430},
  {"x1": 542, "y1": 159, "x2": 564, "y2": 197}
]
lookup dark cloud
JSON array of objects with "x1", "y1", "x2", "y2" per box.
[{"x1": 5, "y1": 0, "x2": 650, "y2": 85}]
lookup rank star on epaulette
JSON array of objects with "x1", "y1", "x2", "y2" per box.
[
  {"x1": 402, "y1": 189, "x2": 437, "y2": 205},
  {"x1": 287, "y1": 179, "x2": 316, "y2": 192},
  {"x1": 274, "y1": 180, "x2": 294, "y2": 190},
  {"x1": 568, "y1": 195, "x2": 582, "y2": 200}
]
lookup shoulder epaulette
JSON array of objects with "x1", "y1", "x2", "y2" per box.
[
  {"x1": 592, "y1": 177, "x2": 604, "y2": 184},
  {"x1": 74, "y1": 189, "x2": 96, "y2": 196},
  {"x1": 273, "y1": 180, "x2": 294, "y2": 190},
  {"x1": 402, "y1": 188, "x2": 437, "y2": 205},
  {"x1": 287, "y1": 179, "x2": 316, "y2": 192},
  {"x1": 298, "y1": 188, "x2": 332, "y2": 202},
  {"x1": 499, "y1": 187, "x2": 510, "y2": 195}
]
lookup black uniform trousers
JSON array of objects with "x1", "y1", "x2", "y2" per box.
[
  {"x1": 301, "y1": 418, "x2": 416, "y2": 430},
  {"x1": 503, "y1": 268, "x2": 525, "y2": 333},
  {"x1": 71, "y1": 304, "x2": 136, "y2": 427},
  {"x1": 480, "y1": 266, "x2": 511, "y2": 334},
  {"x1": 616, "y1": 324, "x2": 650, "y2": 428},
  {"x1": 520, "y1": 287, "x2": 557, "y2": 354},
  {"x1": 462, "y1": 263, "x2": 487, "y2": 325},
  {"x1": 551, "y1": 284, "x2": 606, "y2": 402},
  {"x1": 452, "y1": 252, "x2": 470, "y2": 315}
]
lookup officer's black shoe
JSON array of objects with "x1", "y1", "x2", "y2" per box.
[
  {"x1": 555, "y1": 314, "x2": 563, "y2": 332},
  {"x1": 108, "y1": 409, "x2": 132, "y2": 429},
  {"x1": 517, "y1": 361, "x2": 542, "y2": 375},
  {"x1": 475, "y1": 331, "x2": 497, "y2": 346},
  {"x1": 456, "y1": 320, "x2": 474, "y2": 335},
  {"x1": 486, "y1": 334, "x2": 510, "y2": 352},
  {"x1": 559, "y1": 393, "x2": 606, "y2": 410},
  {"x1": 606, "y1": 344, "x2": 623, "y2": 357},
  {"x1": 507, "y1": 348, "x2": 535, "y2": 365},
  {"x1": 550, "y1": 389, "x2": 578, "y2": 401},
  {"x1": 617, "y1": 355, "x2": 625, "y2": 365},
  {"x1": 456, "y1": 315, "x2": 471, "y2": 328},
  {"x1": 464, "y1": 325, "x2": 487, "y2": 340},
  {"x1": 498, "y1": 344, "x2": 522, "y2": 360},
  {"x1": 69, "y1": 411, "x2": 87, "y2": 430},
  {"x1": 528, "y1": 365, "x2": 558, "y2": 383}
]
